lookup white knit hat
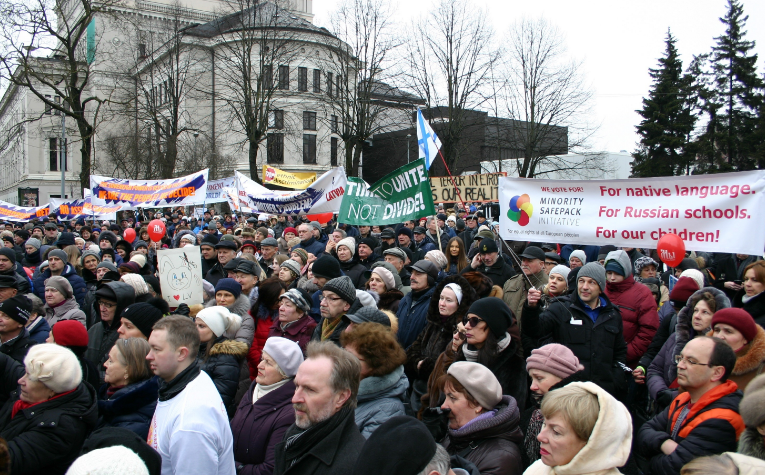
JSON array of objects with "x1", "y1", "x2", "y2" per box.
[
  {"x1": 679, "y1": 269, "x2": 705, "y2": 291},
  {"x1": 355, "y1": 289, "x2": 378, "y2": 308},
  {"x1": 24, "y1": 343, "x2": 81, "y2": 394},
  {"x1": 195, "y1": 306, "x2": 242, "y2": 338},
  {"x1": 120, "y1": 274, "x2": 150, "y2": 297},
  {"x1": 337, "y1": 237, "x2": 357, "y2": 258},
  {"x1": 66, "y1": 446, "x2": 149, "y2": 475},
  {"x1": 129, "y1": 254, "x2": 147, "y2": 268}
]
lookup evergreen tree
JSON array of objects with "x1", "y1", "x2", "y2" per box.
[
  {"x1": 695, "y1": 0, "x2": 763, "y2": 172},
  {"x1": 632, "y1": 30, "x2": 696, "y2": 177}
]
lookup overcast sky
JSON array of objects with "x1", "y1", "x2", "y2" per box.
[{"x1": 313, "y1": 0, "x2": 765, "y2": 154}]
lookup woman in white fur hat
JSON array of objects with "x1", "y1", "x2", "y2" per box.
[{"x1": 195, "y1": 306, "x2": 248, "y2": 416}]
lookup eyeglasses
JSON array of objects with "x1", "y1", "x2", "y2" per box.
[
  {"x1": 453, "y1": 327, "x2": 467, "y2": 340},
  {"x1": 544, "y1": 261, "x2": 557, "y2": 267},
  {"x1": 320, "y1": 295, "x2": 342, "y2": 302},
  {"x1": 97, "y1": 300, "x2": 116, "y2": 309},
  {"x1": 463, "y1": 316, "x2": 484, "y2": 328},
  {"x1": 674, "y1": 355, "x2": 713, "y2": 367}
]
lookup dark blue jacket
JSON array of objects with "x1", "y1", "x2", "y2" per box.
[
  {"x1": 33, "y1": 263, "x2": 88, "y2": 309},
  {"x1": 97, "y1": 376, "x2": 159, "y2": 440},
  {"x1": 560, "y1": 245, "x2": 601, "y2": 265},
  {"x1": 396, "y1": 286, "x2": 437, "y2": 349},
  {"x1": 292, "y1": 237, "x2": 325, "y2": 258}
]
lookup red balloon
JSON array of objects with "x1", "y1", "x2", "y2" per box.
[
  {"x1": 657, "y1": 233, "x2": 686, "y2": 267},
  {"x1": 147, "y1": 219, "x2": 166, "y2": 242},
  {"x1": 306, "y1": 213, "x2": 333, "y2": 225},
  {"x1": 123, "y1": 228, "x2": 136, "y2": 243}
]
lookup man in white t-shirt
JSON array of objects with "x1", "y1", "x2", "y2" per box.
[{"x1": 146, "y1": 315, "x2": 235, "y2": 475}]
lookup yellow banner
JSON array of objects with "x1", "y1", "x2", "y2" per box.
[{"x1": 262, "y1": 165, "x2": 317, "y2": 189}]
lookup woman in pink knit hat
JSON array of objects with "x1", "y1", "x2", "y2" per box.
[{"x1": 520, "y1": 343, "x2": 585, "y2": 469}]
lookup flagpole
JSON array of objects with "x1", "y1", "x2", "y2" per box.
[{"x1": 436, "y1": 149, "x2": 468, "y2": 213}]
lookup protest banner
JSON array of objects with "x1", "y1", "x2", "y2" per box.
[
  {"x1": 236, "y1": 167, "x2": 346, "y2": 215},
  {"x1": 338, "y1": 159, "x2": 436, "y2": 226},
  {"x1": 0, "y1": 200, "x2": 49, "y2": 222},
  {"x1": 50, "y1": 198, "x2": 122, "y2": 221},
  {"x1": 430, "y1": 172, "x2": 506, "y2": 203},
  {"x1": 205, "y1": 176, "x2": 236, "y2": 203},
  {"x1": 157, "y1": 246, "x2": 204, "y2": 306},
  {"x1": 262, "y1": 165, "x2": 317, "y2": 189},
  {"x1": 498, "y1": 170, "x2": 765, "y2": 255},
  {"x1": 90, "y1": 169, "x2": 209, "y2": 207}
]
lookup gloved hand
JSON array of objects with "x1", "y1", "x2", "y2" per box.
[
  {"x1": 656, "y1": 389, "x2": 676, "y2": 408},
  {"x1": 175, "y1": 303, "x2": 191, "y2": 317}
]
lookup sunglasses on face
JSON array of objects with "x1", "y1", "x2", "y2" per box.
[
  {"x1": 453, "y1": 327, "x2": 467, "y2": 340},
  {"x1": 462, "y1": 316, "x2": 484, "y2": 328}
]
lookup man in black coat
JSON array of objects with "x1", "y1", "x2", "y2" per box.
[
  {"x1": 523, "y1": 262, "x2": 628, "y2": 399},
  {"x1": 274, "y1": 341, "x2": 365, "y2": 475},
  {"x1": 0, "y1": 249, "x2": 30, "y2": 294},
  {"x1": 0, "y1": 295, "x2": 37, "y2": 363},
  {"x1": 460, "y1": 239, "x2": 516, "y2": 288}
]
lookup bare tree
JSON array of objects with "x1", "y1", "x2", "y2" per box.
[
  {"x1": 211, "y1": 0, "x2": 302, "y2": 183},
  {"x1": 115, "y1": 2, "x2": 208, "y2": 179},
  {"x1": 403, "y1": 0, "x2": 500, "y2": 172},
  {"x1": 501, "y1": 17, "x2": 597, "y2": 178},
  {"x1": 0, "y1": 0, "x2": 118, "y2": 190},
  {"x1": 322, "y1": 0, "x2": 402, "y2": 176}
]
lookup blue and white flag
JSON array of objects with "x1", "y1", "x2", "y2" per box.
[{"x1": 417, "y1": 109, "x2": 442, "y2": 170}]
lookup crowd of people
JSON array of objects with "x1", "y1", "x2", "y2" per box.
[{"x1": 0, "y1": 202, "x2": 762, "y2": 475}]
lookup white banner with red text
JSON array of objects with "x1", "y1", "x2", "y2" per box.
[{"x1": 498, "y1": 170, "x2": 765, "y2": 255}]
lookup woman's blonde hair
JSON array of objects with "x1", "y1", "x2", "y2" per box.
[
  {"x1": 540, "y1": 384, "x2": 600, "y2": 442},
  {"x1": 680, "y1": 454, "x2": 737, "y2": 475},
  {"x1": 113, "y1": 338, "x2": 152, "y2": 383}
]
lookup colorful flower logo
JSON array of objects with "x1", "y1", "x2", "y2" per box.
[{"x1": 507, "y1": 194, "x2": 533, "y2": 226}]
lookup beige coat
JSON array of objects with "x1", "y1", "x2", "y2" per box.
[
  {"x1": 522, "y1": 382, "x2": 632, "y2": 475},
  {"x1": 502, "y1": 269, "x2": 548, "y2": 324}
]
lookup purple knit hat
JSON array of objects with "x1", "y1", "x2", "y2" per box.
[{"x1": 526, "y1": 343, "x2": 584, "y2": 380}]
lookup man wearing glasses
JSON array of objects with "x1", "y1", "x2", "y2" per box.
[
  {"x1": 637, "y1": 336, "x2": 742, "y2": 475},
  {"x1": 85, "y1": 281, "x2": 136, "y2": 384},
  {"x1": 311, "y1": 276, "x2": 360, "y2": 345}
]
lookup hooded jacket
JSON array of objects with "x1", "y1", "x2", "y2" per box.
[
  {"x1": 97, "y1": 376, "x2": 160, "y2": 439},
  {"x1": 199, "y1": 336, "x2": 249, "y2": 417},
  {"x1": 604, "y1": 250, "x2": 659, "y2": 367},
  {"x1": 33, "y1": 263, "x2": 88, "y2": 309},
  {"x1": 396, "y1": 286, "x2": 437, "y2": 349},
  {"x1": 85, "y1": 281, "x2": 136, "y2": 383},
  {"x1": 0, "y1": 382, "x2": 99, "y2": 475},
  {"x1": 442, "y1": 395, "x2": 524, "y2": 475},
  {"x1": 727, "y1": 453, "x2": 765, "y2": 475},
  {"x1": 638, "y1": 380, "x2": 744, "y2": 475},
  {"x1": 522, "y1": 294, "x2": 628, "y2": 399},
  {"x1": 524, "y1": 382, "x2": 632, "y2": 475},
  {"x1": 231, "y1": 379, "x2": 296, "y2": 475},
  {"x1": 355, "y1": 366, "x2": 408, "y2": 439},
  {"x1": 647, "y1": 287, "x2": 731, "y2": 402},
  {"x1": 43, "y1": 296, "x2": 86, "y2": 327},
  {"x1": 405, "y1": 276, "x2": 476, "y2": 383}
]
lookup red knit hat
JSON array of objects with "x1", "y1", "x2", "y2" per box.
[
  {"x1": 712, "y1": 308, "x2": 758, "y2": 343},
  {"x1": 51, "y1": 320, "x2": 89, "y2": 348},
  {"x1": 669, "y1": 277, "x2": 699, "y2": 308},
  {"x1": 284, "y1": 227, "x2": 297, "y2": 236}
]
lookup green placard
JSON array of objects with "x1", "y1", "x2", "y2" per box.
[{"x1": 338, "y1": 158, "x2": 436, "y2": 225}]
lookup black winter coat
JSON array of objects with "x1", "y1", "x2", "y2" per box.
[
  {"x1": 735, "y1": 290, "x2": 765, "y2": 328},
  {"x1": 199, "y1": 336, "x2": 249, "y2": 417},
  {"x1": 461, "y1": 257, "x2": 516, "y2": 288},
  {"x1": 0, "y1": 264, "x2": 30, "y2": 294},
  {"x1": 637, "y1": 380, "x2": 743, "y2": 475},
  {"x1": 522, "y1": 294, "x2": 628, "y2": 399},
  {"x1": 273, "y1": 407, "x2": 365, "y2": 475},
  {"x1": 455, "y1": 337, "x2": 528, "y2": 407},
  {"x1": 97, "y1": 376, "x2": 159, "y2": 439},
  {"x1": 714, "y1": 254, "x2": 761, "y2": 300},
  {"x1": 0, "y1": 382, "x2": 98, "y2": 475},
  {"x1": 0, "y1": 329, "x2": 37, "y2": 364},
  {"x1": 33, "y1": 264, "x2": 88, "y2": 309},
  {"x1": 0, "y1": 353, "x2": 23, "y2": 408},
  {"x1": 231, "y1": 379, "x2": 296, "y2": 475},
  {"x1": 205, "y1": 261, "x2": 227, "y2": 287},
  {"x1": 338, "y1": 259, "x2": 367, "y2": 290}
]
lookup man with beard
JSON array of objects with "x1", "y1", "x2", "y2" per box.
[{"x1": 274, "y1": 341, "x2": 364, "y2": 475}]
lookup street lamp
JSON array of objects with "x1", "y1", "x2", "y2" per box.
[
  {"x1": 406, "y1": 134, "x2": 411, "y2": 163},
  {"x1": 193, "y1": 132, "x2": 199, "y2": 164}
]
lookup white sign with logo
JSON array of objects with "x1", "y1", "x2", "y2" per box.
[{"x1": 157, "y1": 246, "x2": 204, "y2": 307}]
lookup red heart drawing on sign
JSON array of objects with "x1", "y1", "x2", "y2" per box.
[{"x1": 173, "y1": 295, "x2": 180, "y2": 300}]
